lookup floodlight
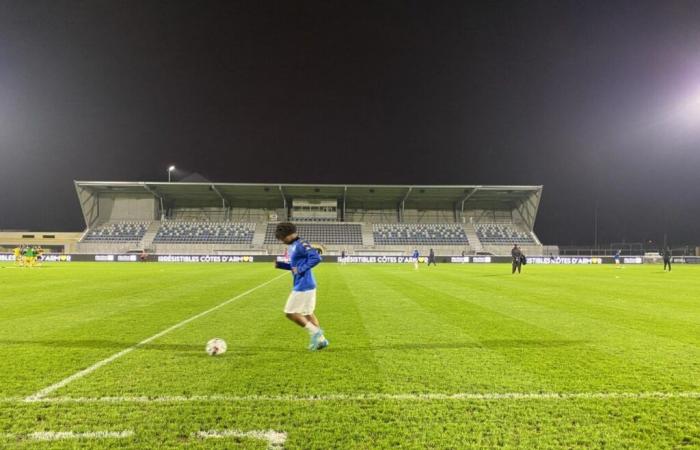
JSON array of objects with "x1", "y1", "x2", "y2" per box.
[{"x1": 167, "y1": 165, "x2": 176, "y2": 182}]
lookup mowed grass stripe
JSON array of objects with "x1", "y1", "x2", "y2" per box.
[
  {"x1": 398, "y1": 280, "x2": 676, "y2": 392},
  {"x1": 0, "y1": 263, "x2": 276, "y2": 337},
  {"x1": 320, "y1": 265, "x2": 386, "y2": 391},
  {"x1": 0, "y1": 264, "x2": 279, "y2": 397},
  {"x1": 2, "y1": 264, "x2": 275, "y2": 396},
  {"x1": 428, "y1": 265, "x2": 700, "y2": 369},
  {"x1": 347, "y1": 266, "x2": 548, "y2": 393},
  {"x1": 58, "y1": 265, "x2": 389, "y2": 398},
  {"x1": 424, "y1": 264, "x2": 699, "y2": 322},
  {"x1": 390, "y1": 265, "x2": 700, "y2": 390},
  {"x1": 1, "y1": 263, "x2": 699, "y2": 449},
  {"x1": 434, "y1": 265, "x2": 700, "y2": 347},
  {"x1": 26, "y1": 270, "x2": 286, "y2": 400},
  {"x1": 3, "y1": 391, "x2": 700, "y2": 403},
  {"x1": 360, "y1": 265, "x2": 618, "y2": 392},
  {"x1": 53, "y1": 272, "x2": 295, "y2": 398},
  {"x1": 4, "y1": 396, "x2": 699, "y2": 448},
  {"x1": 412, "y1": 265, "x2": 700, "y2": 349}
]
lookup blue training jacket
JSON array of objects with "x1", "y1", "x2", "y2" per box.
[{"x1": 275, "y1": 238, "x2": 321, "y2": 292}]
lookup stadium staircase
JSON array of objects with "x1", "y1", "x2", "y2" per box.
[
  {"x1": 251, "y1": 223, "x2": 267, "y2": 247},
  {"x1": 462, "y1": 222, "x2": 483, "y2": 253},
  {"x1": 139, "y1": 221, "x2": 161, "y2": 250},
  {"x1": 361, "y1": 223, "x2": 374, "y2": 247}
]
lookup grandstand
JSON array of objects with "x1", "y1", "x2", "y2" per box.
[
  {"x1": 263, "y1": 223, "x2": 363, "y2": 246},
  {"x1": 83, "y1": 221, "x2": 149, "y2": 242},
  {"x1": 373, "y1": 224, "x2": 468, "y2": 246},
  {"x1": 73, "y1": 182, "x2": 545, "y2": 256},
  {"x1": 154, "y1": 222, "x2": 255, "y2": 245},
  {"x1": 475, "y1": 223, "x2": 537, "y2": 245}
]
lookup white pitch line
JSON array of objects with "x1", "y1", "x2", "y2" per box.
[
  {"x1": 24, "y1": 273, "x2": 287, "y2": 402},
  {"x1": 11, "y1": 391, "x2": 700, "y2": 404},
  {"x1": 1, "y1": 430, "x2": 133, "y2": 441},
  {"x1": 196, "y1": 429, "x2": 287, "y2": 449}
]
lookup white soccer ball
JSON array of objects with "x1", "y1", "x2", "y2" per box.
[{"x1": 205, "y1": 338, "x2": 227, "y2": 356}]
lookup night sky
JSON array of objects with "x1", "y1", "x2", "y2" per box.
[{"x1": 1, "y1": 1, "x2": 699, "y2": 246}]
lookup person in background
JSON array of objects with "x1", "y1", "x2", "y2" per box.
[
  {"x1": 412, "y1": 249, "x2": 420, "y2": 270},
  {"x1": 23, "y1": 246, "x2": 36, "y2": 267},
  {"x1": 662, "y1": 246, "x2": 672, "y2": 272},
  {"x1": 427, "y1": 248, "x2": 437, "y2": 266},
  {"x1": 511, "y1": 244, "x2": 523, "y2": 274},
  {"x1": 13, "y1": 246, "x2": 22, "y2": 266},
  {"x1": 614, "y1": 249, "x2": 622, "y2": 267}
]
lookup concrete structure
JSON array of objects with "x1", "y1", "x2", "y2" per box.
[{"x1": 73, "y1": 181, "x2": 545, "y2": 256}]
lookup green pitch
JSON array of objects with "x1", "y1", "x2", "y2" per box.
[{"x1": 1, "y1": 262, "x2": 698, "y2": 449}]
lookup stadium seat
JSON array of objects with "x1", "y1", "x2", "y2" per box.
[
  {"x1": 475, "y1": 223, "x2": 536, "y2": 245},
  {"x1": 153, "y1": 221, "x2": 255, "y2": 245},
  {"x1": 82, "y1": 221, "x2": 148, "y2": 243},
  {"x1": 263, "y1": 223, "x2": 363, "y2": 245},
  {"x1": 372, "y1": 224, "x2": 468, "y2": 245}
]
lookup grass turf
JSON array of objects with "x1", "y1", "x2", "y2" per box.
[{"x1": 0, "y1": 262, "x2": 698, "y2": 448}]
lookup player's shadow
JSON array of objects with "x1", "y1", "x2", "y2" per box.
[{"x1": 0, "y1": 339, "x2": 202, "y2": 352}]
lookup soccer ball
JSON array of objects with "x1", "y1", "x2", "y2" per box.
[{"x1": 205, "y1": 338, "x2": 227, "y2": 356}]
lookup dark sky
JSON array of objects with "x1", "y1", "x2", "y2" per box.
[{"x1": 1, "y1": 0, "x2": 699, "y2": 245}]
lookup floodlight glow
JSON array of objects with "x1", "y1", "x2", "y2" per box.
[
  {"x1": 665, "y1": 85, "x2": 700, "y2": 129},
  {"x1": 645, "y1": 84, "x2": 700, "y2": 147},
  {"x1": 168, "y1": 165, "x2": 176, "y2": 172}
]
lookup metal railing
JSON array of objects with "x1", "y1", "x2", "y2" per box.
[{"x1": 559, "y1": 244, "x2": 696, "y2": 256}]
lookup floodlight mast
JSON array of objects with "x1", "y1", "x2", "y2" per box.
[
  {"x1": 167, "y1": 165, "x2": 176, "y2": 182},
  {"x1": 594, "y1": 200, "x2": 599, "y2": 254}
]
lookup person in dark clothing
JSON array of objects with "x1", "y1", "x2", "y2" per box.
[
  {"x1": 511, "y1": 245, "x2": 523, "y2": 274},
  {"x1": 662, "y1": 246, "x2": 672, "y2": 272},
  {"x1": 427, "y1": 248, "x2": 436, "y2": 266}
]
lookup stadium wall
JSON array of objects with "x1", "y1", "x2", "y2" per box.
[
  {"x1": 73, "y1": 182, "x2": 547, "y2": 256},
  {"x1": 4, "y1": 253, "x2": 699, "y2": 264},
  {"x1": 0, "y1": 231, "x2": 82, "y2": 253},
  {"x1": 97, "y1": 196, "x2": 158, "y2": 222}
]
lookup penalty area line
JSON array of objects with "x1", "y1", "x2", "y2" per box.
[
  {"x1": 10, "y1": 391, "x2": 700, "y2": 404},
  {"x1": 24, "y1": 273, "x2": 287, "y2": 402}
]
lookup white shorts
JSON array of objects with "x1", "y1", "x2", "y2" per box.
[{"x1": 284, "y1": 289, "x2": 317, "y2": 315}]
